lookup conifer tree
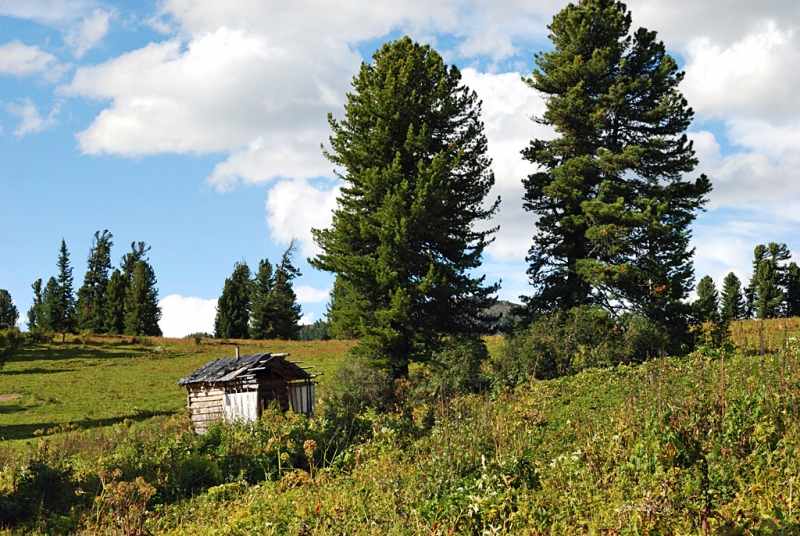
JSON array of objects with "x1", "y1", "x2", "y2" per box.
[
  {"x1": 693, "y1": 275, "x2": 719, "y2": 323},
  {"x1": 720, "y1": 272, "x2": 745, "y2": 322},
  {"x1": 41, "y1": 277, "x2": 58, "y2": 332},
  {"x1": 123, "y1": 260, "x2": 163, "y2": 336},
  {"x1": 53, "y1": 239, "x2": 77, "y2": 339},
  {"x1": 786, "y1": 262, "x2": 800, "y2": 318},
  {"x1": 748, "y1": 243, "x2": 790, "y2": 319},
  {"x1": 326, "y1": 276, "x2": 368, "y2": 340},
  {"x1": 312, "y1": 37, "x2": 499, "y2": 376},
  {"x1": 76, "y1": 230, "x2": 114, "y2": 333},
  {"x1": 214, "y1": 262, "x2": 252, "y2": 339},
  {"x1": 521, "y1": 0, "x2": 710, "y2": 353},
  {"x1": 267, "y1": 240, "x2": 302, "y2": 341},
  {"x1": 27, "y1": 279, "x2": 44, "y2": 330},
  {"x1": 104, "y1": 269, "x2": 126, "y2": 334},
  {"x1": 249, "y1": 258, "x2": 275, "y2": 340},
  {"x1": 0, "y1": 289, "x2": 18, "y2": 329}
]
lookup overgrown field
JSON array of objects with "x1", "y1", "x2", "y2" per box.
[
  {"x1": 1, "y1": 328, "x2": 800, "y2": 533},
  {"x1": 0, "y1": 335, "x2": 356, "y2": 447}
]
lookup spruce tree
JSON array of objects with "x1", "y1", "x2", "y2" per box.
[
  {"x1": 53, "y1": 239, "x2": 77, "y2": 339},
  {"x1": 720, "y1": 272, "x2": 745, "y2": 322},
  {"x1": 0, "y1": 289, "x2": 19, "y2": 329},
  {"x1": 326, "y1": 276, "x2": 369, "y2": 339},
  {"x1": 786, "y1": 262, "x2": 800, "y2": 317},
  {"x1": 748, "y1": 243, "x2": 790, "y2": 319},
  {"x1": 521, "y1": 0, "x2": 710, "y2": 353},
  {"x1": 249, "y1": 258, "x2": 275, "y2": 340},
  {"x1": 123, "y1": 260, "x2": 163, "y2": 336},
  {"x1": 41, "y1": 277, "x2": 58, "y2": 332},
  {"x1": 693, "y1": 275, "x2": 719, "y2": 323},
  {"x1": 268, "y1": 240, "x2": 302, "y2": 340},
  {"x1": 311, "y1": 37, "x2": 499, "y2": 376},
  {"x1": 76, "y1": 230, "x2": 114, "y2": 333},
  {"x1": 214, "y1": 262, "x2": 252, "y2": 339},
  {"x1": 104, "y1": 269, "x2": 126, "y2": 334},
  {"x1": 27, "y1": 279, "x2": 44, "y2": 330}
]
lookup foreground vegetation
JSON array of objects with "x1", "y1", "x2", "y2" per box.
[{"x1": 0, "y1": 321, "x2": 799, "y2": 533}]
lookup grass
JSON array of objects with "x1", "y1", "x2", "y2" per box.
[{"x1": 0, "y1": 335, "x2": 355, "y2": 448}]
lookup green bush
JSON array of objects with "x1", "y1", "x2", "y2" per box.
[
  {"x1": 422, "y1": 336, "x2": 490, "y2": 398},
  {"x1": 0, "y1": 327, "x2": 23, "y2": 367},
  {"x1": 492, "y1": 307, "x2": 668, "y2": 386},
  {"x1": 325, "y1": 355, "x2": 396, "y2": 413}
]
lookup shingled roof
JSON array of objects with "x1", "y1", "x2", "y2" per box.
[{"x1": 176, "y1": 352, "x2": 312, "y2": 386}]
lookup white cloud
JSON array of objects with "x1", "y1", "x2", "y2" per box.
[
  {"x1": 460, "y1": 69, "x2": 551, "y2": 262},
  {"x1": 64, "y1": 8, "x2": 112, "y2": 58},
  {"x1": 681, "y1": 22, "x2": 800, "y2": 121},
  {"x1": 0, "y1": 0, "x2": 95, "y2": 25},
  {"x1": 6, "y1": 98, "x2": 59, "y2": 137},
  {"x1": 158, "y1": 294, "x2": 217, "y2": 338},
  {"x1": 265, "y1": 178, "x2": 340, "y2": 257},
  {"x1": 0, "y1": 41, "x2": 63, "y2": 80},
  {"x1": 294, "y1": 284, "x2": 330, "y2": 304}
]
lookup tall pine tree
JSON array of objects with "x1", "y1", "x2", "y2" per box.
[
  {"x1": 41, "y1": 277, "x2": 59, "y2": 332},
  {"x1": 53, "y1": 239, "x2": 77, "y2": 339},
  {"x1": 267, "y1": 240, "x2": 302, "y2": 341},
  {"x1": 123, "y1": 260, "x2": 163, "y2": 336},
  {"x1": 76, "y1": 230, "x2": 114, "y2": 333},
  {"x1": 786, "y1": 262, "x2": 800, "y2": 318},
  {"x1": 748, "y1": 243, "x2": 790, "y2": 319},
  {"x1": 27, "y1": 279, "x2": 44, "y2": 330},
  {"x1": 0, "y1": 290, "x2": 18, "y2": 329},
  {"x1": 693, "y1": 275, "x2": 719, "y2": 323},
  {"x1": 311, "y1": 37, "x2": 499, "y2": 376},
  {"x1": 249, "y1": 258, "x2": 275, "y2": 340},
  {"x1": 720, "y1": 272, "x2": 745, "y2": 322},
  {"x1": 521, "y1": 0, "x2": 710, "y2": 352},
  {"x1": 214, "y1": 262, "x2": 252, "y2": 339},
  {"x1": 104, "y1": 269, "x2": 126, "y2": 334}
]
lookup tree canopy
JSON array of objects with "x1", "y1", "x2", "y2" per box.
[
  {"x1": 521, "y1": 0, "x2": 710, "y2": 353},
  {"x1": 311, "y1": 37, "x2": 499, "y2": 376}
]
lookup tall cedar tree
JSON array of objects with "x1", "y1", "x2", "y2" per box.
[
  {"x1": 748, "y1": 243, "x2": 790, "y2": 319},
  {"x1": 249, "y1": 258, "x2": 275, "y2": 339},
  {"x1": 268, "y1": 240, "x2": 302, "y2": 340},
  {"x1": 326, "y1": 276, "x2": 368, "y2": 339},
  {"x1": 311, "y1": 37, "x2": 499, "y2": 376},
  {"x1": 786, "y1": 262, "x2": 800, "y2": 317},
  {"x1": 123, "y1": 260, "x2": 163, "y2": 336},
  {"x1": 522, "y1": 0, "x2": 710, "y2": 352},
  {"x1": 214, "y1": 262, "x2": 252, "y2": 339},
  {"x1": 76, "y1": 230, "x2": 114, "y2": 333},
  {"x1": 41, "y1": 277, "x2": 58, "y2": 332},
  {"x1": 104, "y1": 269, "x2": 126, "y2": 334},
  {"x1": 27, "y1": 279, "x2": 44, "y2": 330},
  {"x1": 693, "y1": 275, "x2": 719, "y2": 323},
  {"x1": 720, "y1": 272, "x2": 745, "y2": 322},
  {"x1": 53, "y1": 239, "x2": 77, "y2": 338},
  {"x1": 0, "y1": 289, "x2": 19, "y2": 329}
]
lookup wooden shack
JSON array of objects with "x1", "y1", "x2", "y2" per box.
[{"x1": 176, "y1": 350, "x2": 317, "y2": 434}]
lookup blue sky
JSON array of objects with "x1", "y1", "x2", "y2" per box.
[{"x1": 1, "y1": 0, "x2": 799, "y2": 337}]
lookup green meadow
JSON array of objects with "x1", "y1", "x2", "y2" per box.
[{"x1": 0, "y1": 335, "x2": 356, "y2": 448}]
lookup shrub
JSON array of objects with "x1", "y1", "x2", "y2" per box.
[
  {"x1": 422, "y1": 336, "x2": 490, "y2": 398},
  {"x1": 0, "y1": 327, "x2": 23, "y2": 368},
  {"x1": 325, "y1": 355, "x2": 395, "y2": 413},
  {"x1": 491, "y1": 306, "x2": 668, "y2": 387}
]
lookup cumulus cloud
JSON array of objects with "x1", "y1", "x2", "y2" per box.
[
  {"x1": 294, "y1": 284, "x2": 330, "y2": 304},
  {"x1": 0, "y1": 0, "x2": 95, "y2": 25},
  {"x1": 681, "y1": 22, "x2": 800, "y2": 121},
  {"x1": 0, "y1": 41, "x2": 63, "y2": 80},
  {"x1": 6, "y1": 98, "x2": 60, "y2": 137},
  {"x1": 265, "y1": 178, "x2": 340, "y2": 257},
  {"x1": 460, "y1": 68, "x2": 551, "y2": 262},
  {"x1": 64, "y1": 8, "x2": 112, "y2": 58},
  {"x1": 159, "y1": 294, "x2": 217, "y2": 338}
]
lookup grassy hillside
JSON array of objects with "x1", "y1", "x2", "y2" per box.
[
  {"x1": 1, "y1": 326, "x2": 799, "y2": 533},
  {"x1": 0, "y1": 335, "x2": 355, "y2": 447}
]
